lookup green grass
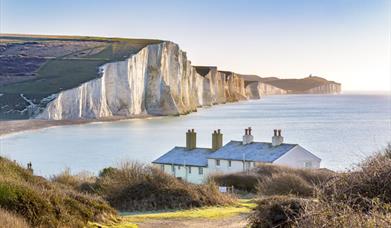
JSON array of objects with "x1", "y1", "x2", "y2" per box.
[
  {"x1": 0, "y1": 38, "x2": 161, "y2": 95},
  {"x1": 124, "y1": 199, "x2": 254, "y2": 223},
  {"x1": 90, "y1": 199, "x2": 255, "y2": 228},
  {"x1": 0, "y1": 59, "x2": 107, "y2": 94},
  {"x1": 0, "y1": 35, "x2": 162, "y2": 119}
]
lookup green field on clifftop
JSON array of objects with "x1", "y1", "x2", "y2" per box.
[{"x1": 0, "y1": 35, "x2": 162, "y2": 119}]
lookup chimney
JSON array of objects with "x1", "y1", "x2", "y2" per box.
[
  {"x1": 242, "y1": 127, "x2": 254, "y2": 145},
  {"x1": 212, "y1": 129, "x2": 223, "y2": 150},
  {"x1": 272, "y1": 129, "x2": 284, "y2": 146},
  {"x1": 186, "y1": 129, "x2": 197, "y2": 150}
]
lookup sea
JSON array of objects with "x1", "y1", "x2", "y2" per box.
[{"x1": 1, "y1": 93, "x2": 390, "y2": 176}]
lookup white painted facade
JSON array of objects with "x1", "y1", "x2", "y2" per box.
[
  {"x1": 273, "y1": 145, "x2": 321, "y2": 169},
  {"x1": 153, "y1": 129, "x2": 322, "y2": 184},
  {"x1": 207, "y1": 159, "x2": 256, "y2": 175},
  {"x1": 154, "y1": 164, "x2": 208, "y2": 184}
]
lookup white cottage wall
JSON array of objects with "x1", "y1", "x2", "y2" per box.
[
  {"x1": 207, "y1": 159, "x2": 256, "y2": 174},
  {"x1": 155, "y1": 164, "x2": 207, "y2": 184},
  {"x1": 273, "y1": 145, "x2": 321, "y2": 168}
]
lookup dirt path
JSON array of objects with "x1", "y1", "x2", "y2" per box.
[{"x1": 136, "y1": 214, "x2": 248, "y2": 228}]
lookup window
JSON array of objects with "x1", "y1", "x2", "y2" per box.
[
  {"x1": 178, "y1": 165, "x2": 181, "y2": 170},
  {"x1": 171, "y1": 165, "x2": 175, "y2": 172},
  {"x1": 198, "y1": 167, "x2": 203, "y2": 175},
  {"x1": 216, "y1": 159, "x2": 220, "y2": 166},
  {"x1": 304, "y1": 161, "x2": 312, "y2": 168},
  {"x1": 228, "y1": 160, "x2": 231, "y2": 167},
  {"x1": 188, "y1": 166, "x2": 192, "y2": 174}
]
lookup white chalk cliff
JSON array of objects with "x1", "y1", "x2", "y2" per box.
[{"x1": 37, "y1": 42, "x2": 248, "y2": 120}]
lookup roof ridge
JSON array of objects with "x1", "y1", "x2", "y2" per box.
[{"x1": 228, "y1": 140, "x2": 298, "y2": 146}]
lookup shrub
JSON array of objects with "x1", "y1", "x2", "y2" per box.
[
  {"x1": 322, "y1": 145, "x2": 391, "y2": 210},
  {"x1": 248, "y1": 145, "x2": 391, "y2": 228},
  {"x1": 211, "y1": 163, "x2": 333, "y2": 193},
  {"x1": 0, "y1": 208, "x2": 30, "y2": 228},
  {"x1": 248, "y1": 195, "x2": 306, "y2": 228},
  {"x1": 249, "y1": 195, "x2": 391, "y2": 228},
  {"x1": 0, "y1": 156, "x2": 117, "y2": 227},
  {"x1": 257, "y1": 173, "x2": 314, "y2": 197},
  {"x1": 95, "y1": 162, "x2": 235, "y2": 211},
  {"x1": 295, "y1": 197, "x2": 391, "y2": 227},
  {"x1": 51, "y1": 168, "x2": 96, "y2": 192},
  {"x1": 211, "y1": 173, "x2": 259, "y2": 193}
]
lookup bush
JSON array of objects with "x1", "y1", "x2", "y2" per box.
[
  {"x1": 248, "y1": 145, "x2": 391, "y2": 228},
  {"x1": 322, "y1": 145, "x2": 391, "y2": 210},
  {"x1": 248, "y1": 196, "x2": 306, "y2": 228},
  {"x1": 0, "y1": 157, "x2": 117, "y2": 227},
  {"x1": 211, "y1": 163, "x2": 333, "y2": 193},
  {"x1": 257, "y1": 173, "x2": 314, "y2": 197},
  {"x1": 211, "y1": 173, "x2": 259, "y2": 193},
  {"x1": 295, "y1": 197, "x2": 391, "y2": 227},
  {"x1": 51, "y1": 168, "x2": 96, "y2": 192},
  {"x1": 94, "y1": 162, "x2": 235, "y2": 211},
  {"x1": 249, "y1": 195, "x2": 391, "y2": 228},
  {"x1": 0, "y1": 208, "x2": 30, "y2": 228}
]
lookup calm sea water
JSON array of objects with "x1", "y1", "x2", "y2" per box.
[{"x1": 1, "y1": 94, "x2": 390, "y2": 176}]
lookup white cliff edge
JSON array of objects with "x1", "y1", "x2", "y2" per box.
[{"x1": 37, "y1": 41, "x2": 248, "y2": 120}]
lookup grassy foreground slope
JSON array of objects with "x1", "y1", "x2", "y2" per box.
[
  {"x1": 53, "y1": 162, "x2": 235, "y2": 212},
  {"x1": 0, "y1": 156, "x2": 117, "y2": 227},
  {"x1": 0, "y1": 34, "x2": 162, "y2": 119},
  {"x1": 248, "y1": 145, "x2": 391, "y2": 227}
]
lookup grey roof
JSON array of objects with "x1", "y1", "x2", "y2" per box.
[
  {"x1": 207, "y1": 141, "x2": 297, "y2": 163},
  {"x1": 152, "y1": 147, "x2": 212, "y2": 167}
]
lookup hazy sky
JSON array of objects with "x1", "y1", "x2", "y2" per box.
[{"x1": 1, "y1": 0, "x2": 390, "y2": 91}]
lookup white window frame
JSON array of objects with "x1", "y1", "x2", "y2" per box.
[
  {"x1": 188, "y1": 166, "x2": 192, "y2": 174},
  {"x1": 228, "y1": 160, "x2": 231, "y2": 167},
  {"x1": 198, "y1": 167, "x2": 203, "y2": 175},
  {"x1": 216, "y1": 159, "x2": 220, "y2": 166}
]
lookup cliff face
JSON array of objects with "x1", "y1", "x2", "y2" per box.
[
  {"x1": 246, "y1": 82, "x2": 287, "y2": 99},
  {"x1": 38, "y1": 42, "x2": 247, "y2": 120},
  {"x1": 303, "y1": 83, "x2": 341, "y2": 94},
  {"x1": 262, "y1": 76, "x2": 341, "y2": 94}
]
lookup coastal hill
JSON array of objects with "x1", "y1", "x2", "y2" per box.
[
  {"x1": 241, "y1": 74, "x2": 341, "y2": 94},
  {"x1": 0, "y1": 34, "x2": 340, "y2": 120}
]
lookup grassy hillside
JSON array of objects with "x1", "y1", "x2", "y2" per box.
[
  {"x1": 0, "y1": 156, "x2": 117, "y2": 227},
  {"x1": 264, "y1": 76, "x2": 340, "y2": 92},
  {"x1": 0, "y1": 34, "x2": 162, "y2": 119}
]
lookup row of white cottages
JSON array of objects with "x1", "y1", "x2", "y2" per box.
[{"x1": 152, "y1": 128, "x2": 321, "y2": 184}]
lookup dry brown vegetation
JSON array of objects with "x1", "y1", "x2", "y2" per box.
[
  {"x1": 248, "y1": 145, "x2": 391, "y2": 227},
  {"x1": 211, "y1": 163, "x2": 333, "y2": 195},
  {"x1": 0, "y1": 156, "x2": 117, "y2": 227},
  {"x1": 53, "y1": 162, "x2": 235, "y2": 212},
  {"x1": 0, "y1": 208, "x2": 30, "y2": 228}
]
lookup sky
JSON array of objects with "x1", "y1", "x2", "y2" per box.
[{"x1": 1, "y1": 0, "x2": 390, "y2": 91}]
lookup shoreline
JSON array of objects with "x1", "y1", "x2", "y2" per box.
[
  {"x1": 0, "y1": 98, "x2": 250, "y2": 137},
  {"x1": 0, "y1": 115, "x2": 153, "y2": 137},
  {"x1": 0, "y1": 93, "x2": 364, "y2": 137}
]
